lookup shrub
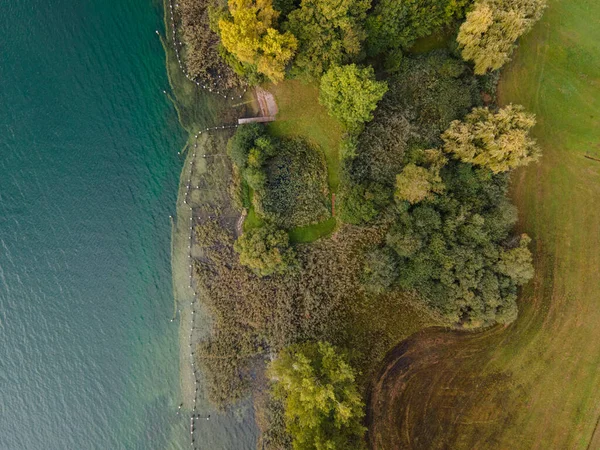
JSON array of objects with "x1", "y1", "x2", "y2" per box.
[
  {"x1": 365, "y1": 0, "x2": 470, "y2": 55},
  {"x1": 362, "y1": 247, "x2": 399, "y2": 293},
  {"x1": 338, "y1": 181, "x2": 391, "y2": 225},
  {"x1": 234, "y1": 224, "x2": 297, "y2": 276},
  {"x1": 256, "y1": 138, "x2": 330, "y2": 228},
  {"x1": 228, "y1": 123, "x2": 267, "y2": 169}
]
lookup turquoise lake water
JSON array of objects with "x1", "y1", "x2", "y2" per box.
[{"x1": 0, "y1": 0, "x2": 221, "y2": 447}]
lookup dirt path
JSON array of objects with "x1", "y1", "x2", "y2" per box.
[{"x1": 255, "y1": 87, "x2": 278, "y2": 117}]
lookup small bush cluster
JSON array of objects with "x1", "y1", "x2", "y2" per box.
[{"x1": 229, "y1": 124, "x2": 330, "y2": 229}]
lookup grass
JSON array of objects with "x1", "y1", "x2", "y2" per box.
[
  {"x1": 288, "y1": 217, "x2": 337, "y2": 243},
  {"x1": 367, "y1": 1, "x2": 600, "y2": 448},
  {"x1": 265, "y1": 80, "x2": 344, "y2": 192},
  {"x1": 257, "y1": 79, "x2": 344, "y2": 243}
]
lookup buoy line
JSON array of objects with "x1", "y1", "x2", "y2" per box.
[{"x1": 162, "y1": 0, "x2": 248, "y2": 101}]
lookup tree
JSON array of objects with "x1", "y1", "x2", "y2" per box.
[
  {"x1": 219, "y1": 0, "x2": 298, "y2": 82},
  {"x1": 285, "y1": 0, "x2": 371, "y2": 78},
  {"x1": 319, "y1": 64, "x2": 388, "y2": 131},
  {"x1": 228, "y1": 123, "x2": 266, "y2": 169},
  {"x1": 395, "y1": 163, "x2": 444, "y2": 204},
  {"x1": 442, "y1": 104, "x2": 541, "y2": 173},
  {"x1": 269, "y1": 341, "x2": 367, "y2": 450},
  {"x1": 338, "y1": 181, "x2": 391, "y2": 225},
  {"x1": 234, "y1": 224, "x2": 296, "y2": 276},
  {"x1": 457, "y1": 0, "x2": 547, "y2": 74},
  {"x1": 366, "y1": 0, "x2": 469, "y2": 55},
  {"x1": 498, "y1": 234, "x2": 534, "y2": 285}
]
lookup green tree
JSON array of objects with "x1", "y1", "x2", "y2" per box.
[
  {"x1": 366, "y1": 0, "x2": 469, "y2": 55},
  {"x1": 234, "y1": 224, "x2": 296, "y2": 276},
  {"x1": 339, "y1": 182, "x2": 391, "y2": 225},
  {"x1": 395, "y1": 162, "x2": 444, "y2": 204},
  {"x1": 457, "y1": 0, "x2": 547, "y2": 74},
  {"x1": 319, "y1": 64, "x2": 388, "y2": 131},
  {"x1": 442, "y1": 104, "x2": 541, "y2": 173},
  {"x1": 219, "y1": 0, "x2": 298, "y2": 82},
  {"x1": 285, "y1": 0, "x2": 371, "y2": 78},
  {"x1": 269, "y1": 341, "x2": 367, "y2": 450},
  {"x1": 228, "y1": 123, "x2": 266, "y2": 169},
  {"x1": 498, "y1": 234, "x2": 534, "y2": 285}
]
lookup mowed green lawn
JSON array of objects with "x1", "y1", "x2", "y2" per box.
[
  {"x1": 493, "y1": 0, "x2": 600, "y2": 446},
  {"x1": 367, "y1": 1, "x2": 600, "y2": 448}
]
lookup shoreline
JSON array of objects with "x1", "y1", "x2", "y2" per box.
[{"x1": 160, "y1": 0, "x2": 259, "y2": 442}]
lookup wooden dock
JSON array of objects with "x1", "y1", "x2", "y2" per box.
[{"x1": 238, "y1": 116, "x2": 276, "y2": 124}]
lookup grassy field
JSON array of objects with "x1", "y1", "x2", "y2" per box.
[
  {"x1": 367, "y1": 1, "x2": 600, "y2": 448},
  {"x1": 266, "y1": 80, "x2": 344, "y2": 191}
]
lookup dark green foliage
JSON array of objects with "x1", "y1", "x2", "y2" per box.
[
  {"x1": 388, "y1": 51, "x2": 479, "y2": 144},
  {"x1": 228, "y1": 123, "x2": 267, "y2": 170},
  {"x1": 269, "y1": 342, "x2": 367, "y2": 450},
  {"x1": 346, "y1": 51, "x2": 477, "y2": 186},
  {"x1": 365, "y1": 0, "x2": 469, "y2": 55},
  {"x1": 362, "y1": 247, "x2": 399, "y2": 293},
  {"x1": 256, "y1": 138, "x2": 330, "y2": 228},
  {"x1": 338, "y1": 181, "x2": 391, "y2": 225},
  {"x1": 285, "y1": 0, "x2": 371, "y2": 78},
  {"x1": 273, "y1": 0, "x2": 299, "y2": 16},
  {"x1": 228, "y1": 125, "x2": 330, "y2": 228},
  {"x1": 387, "y1": 162, "x2": 533, "y2": 327}
]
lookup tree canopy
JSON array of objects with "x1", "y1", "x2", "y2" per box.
[
  {"x1": 285, "y1": 0, "x2": 371, "y2": 78},
  {"x1": 442, "y1": 104, "x2": 541, "y2": 173},
  {"x1": 366, "y1": 0, "x2": 469, "y2": 55},
  {"x1": 269, "y1": 341, "x2": 366, "y2": 450},
  {"x1": 219, "y1": 0, "x2": 298, "y2": 82},
  {"x1": 234, "y1": 224, "x2": 297, "y2": 276},
  {"x1": 319, "y1": 64, "x2": 388, "y2": 131},
  {"x1": 395, "y1": 163, "x2": 443, "y2": 204},
  {"x1": 457, "y1": 0, "x2": 547, "y2": 74},
  {"x1": 388, "y1": 164, "x2": 534, "y2": 327}
]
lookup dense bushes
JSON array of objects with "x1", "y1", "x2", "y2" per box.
[
  {"x1": 234, "y1": 224, "x2": 297, "y2": 276},
  {"x1": 228, "y1": 124, "x2": 330, "y2": 228},
  {"x1": 269, "y1": 342, "x2": 366, "y2": 449},
  {"x1": 336, "y1": 50, "x2": 536, "y2": 326},
  {"x1": 257, "y1": 139, "x2": 330, "y2": 228},
  {"x1": 365, "y1": 0, "x2": 470, "y2": 55},
  {"x1": 342, "y1": 51, "x2": 478, "y2": 191},
  {"x1": 285, "y1": 0, "x2": 371, "y2": 78},
  {"x1": 387, "y1": 163, "x2": 533, "y2": 326}
]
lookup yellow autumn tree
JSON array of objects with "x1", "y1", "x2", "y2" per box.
[
  {"x1": 218, "y1": 0, "x2": 297, "y2": 82},
  {"x1": 442, "y1": 104, "x2": 541, "y2": 173},
  {"x1": 457, "y1": 0, "x2": 546, "y2": 74}
]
